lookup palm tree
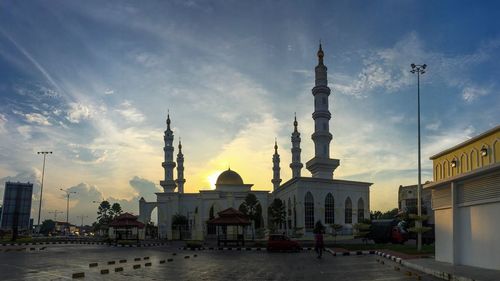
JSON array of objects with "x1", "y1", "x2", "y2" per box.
[
  {"x1": 240, "y1": 194, "x2": 261, "y2": 239},
  {"x1": 171, "y1": 214, "x2": 188, "y2": 240},
  {"x1": 268, "y1": 198, "x2": 286, "y2": 232}
]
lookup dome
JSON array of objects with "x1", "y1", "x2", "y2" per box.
[{"x1": 216, "y1": 169, "x2": 244, "y2": 185}]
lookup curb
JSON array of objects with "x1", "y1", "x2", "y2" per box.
[
  {"x1": 177, "y1": 247, "x2": 315, "y2": 251},
  {"x1": 374, "y1": 251, "x2": 475, "y2": 281},
  {"x1": 325, "y1": 248, "x2": 376, "y2": 256}
]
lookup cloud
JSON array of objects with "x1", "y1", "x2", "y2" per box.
[
  {"x1": 115, "y1": 100, "x2": 146, "y2": 123},
  {"x1": 67, "y1": 143, "x2": 108, "y2": 164},
  {"x1": 462, "y1": 86, "x2": 490, "y2": 103},
  {"x1": 333, "y1": 33, "x2": 499, "y2": 101},
  {"x1": 129, "y1": 176, "x2": 160, "y2": 201},
  {"x1": 25, "y1": 113, "x2": 51, "y2": 126},
  {"x1": 0, "y1": 113, "x2": 6, "y2": 133},
  {"x1": 66, "y1": 102, "x2": 93, "y2": 123},
  {"x1": 104, "y1": 89, "x2": 114, "y2": 95}
]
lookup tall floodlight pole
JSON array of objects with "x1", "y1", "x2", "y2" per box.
[
  {"x1": 60, "y1": 188, "x2": 77, "y2": 224},
  {"x1": 410, "y1": 63, "x2": 426, "y2": 252},
  {"x1": 37, "y1": 151, "x2": 52, "y2": 228}
]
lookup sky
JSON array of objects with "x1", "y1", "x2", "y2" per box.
[{"x1": 0, "y1": 0, "x2": 499, "y2": 226}]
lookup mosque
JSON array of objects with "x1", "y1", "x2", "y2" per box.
[{"x1": 138, "y1": 45, "x2": 372, "y2": 240}]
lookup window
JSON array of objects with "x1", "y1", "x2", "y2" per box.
[
  {"x1": 325, "y1": 193, "x2": 334, "y2": 224},
  {"x1": 357, "y1": 198, "x2": 364, "y2": 223},
  {"x1": 304, "y1": 192, "x2": 314, "y2": 231},
  {"x1": 344, "y1": 197, "x2": 352, "y2": 224},
  {"x1": 293, "y1": 196, "x2": 297, "y2": 227},
  {"x1": 287, "y1": 198, "x2": 292, "y2": 229}
]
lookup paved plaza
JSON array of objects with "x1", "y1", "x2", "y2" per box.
[{"x1": 0, "y1": 244, "x2": 442, "y2": 280}]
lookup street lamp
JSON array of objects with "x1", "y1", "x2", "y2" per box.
[
  {"x1": 60, "y1": 188, "x2": 77, "y2": 224},
  {"x1": 410, "y1": 63, "x2": 426, "y2": 252},
  {"x1": 37, "y1": 151, "x2": 52, "y2": 228}
]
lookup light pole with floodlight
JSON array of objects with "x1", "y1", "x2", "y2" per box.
[
  {"x1": 37, "y1": 151, "x2": 52, "y2": 228},
  {"x1": 410, "y1": 63, "x2": 426, "y2": 252}
]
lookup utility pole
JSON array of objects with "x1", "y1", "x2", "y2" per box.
[
  {"x1": 37, "y1": 151, "x2": 52, "y2": 228},
  {"x1": 60, "y1": 188, "x2": 76, "y2": 224},
  {"x1": 76, "y1": 215, "x2": 88, "y2": 227},
  {"x1": 48, "y1": 210, "x2": 63, "y2": 221},
  {"x1": 410, "y1": 63, "x2": 427, "y2": 252}
]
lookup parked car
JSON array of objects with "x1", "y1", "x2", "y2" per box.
[
  {"x1": 368, "y1": 219, "x2": 409, "y2": 244},
  {"x1": 267, "y1": 234, "x2": 301, "y2": 252}
]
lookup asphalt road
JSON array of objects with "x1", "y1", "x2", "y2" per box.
[{"x1": 0, "y1": 244, "x2": 442, "y2": 280}]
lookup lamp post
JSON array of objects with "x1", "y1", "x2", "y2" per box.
[
  {"x1": 410, "y1": 63, "x2": 426, "y2": 252},
  {"x1": 37, "y1": 151, "x2": 52, "y2": 228},
  {"x1": 60, "y1": 188, "x2": 76, "y2": 224}
]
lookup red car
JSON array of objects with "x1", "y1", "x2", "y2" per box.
[{"x1": 267, "y1": 234, "x2": 301, "y2": 252}]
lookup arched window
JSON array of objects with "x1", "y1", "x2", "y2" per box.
[
  {"x1": 304, "y1": 192, "x2": 314, "y2": 231},
  {"x1": 471, "y1": 150, "x2": 478, "y2": 170},
  {"x1": 325, "y1": 193, "x2": 334, "y2": 224},
  {"x1": 435, "y1": 163, "x2": 441, "y2": 181},
  {"x1": 357, "y1": 198, "x2": 365, "y2": 223},
  {"x1": 293, "y1": 196, "x2": 297, "y2": 228},
  {"x1": 460, "y1": 153, "x2": 467, "y2": 174},
  {"x1": 345, "y1": 197, "x2": 352, "y2": 224},
  {"x1": 287, "y1": 198, "x2": 292, "y2": 229}
]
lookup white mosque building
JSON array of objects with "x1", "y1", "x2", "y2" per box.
[{"x1": 138, "y1": 44, "x2": 372, "y2": 240}]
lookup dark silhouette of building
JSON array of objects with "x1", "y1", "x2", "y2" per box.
[{"x1": 0, "y1": 182, "x2": 34, "y2": 238}]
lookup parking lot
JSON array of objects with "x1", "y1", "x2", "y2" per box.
[{"x1": 0, "y1": 244, "x2": 442, "y2": 280}]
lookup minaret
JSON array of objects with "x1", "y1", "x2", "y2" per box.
[
  {"x1": 175, "y1": 139, "x2": 186, "y2": 193},
  {"x1": 160, "y1": 113, "x2": 177, "y2": 192},
  {"x1": 271, "y1": 139, "x2": 282, "y2": 191},
  {"x1": 290, "y1": 114, "x2": 303, "y2": 178},
  {"x1": 305, "y1": 43, "x2": 340, "y2": 179}
]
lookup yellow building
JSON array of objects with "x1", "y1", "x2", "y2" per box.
[
  {"x1": 424, "y1": 125, "x2": 500, "y2": 270},
  {"x1": 431, "y1": 125, "x2": 500, "y2": 181}
]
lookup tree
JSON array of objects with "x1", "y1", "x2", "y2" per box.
[
  {"x1": 172, "y1": 214, "x2": 188, "y2": 240},
  {"x1": 97, "y1": 201, "x2": 112, "y2": 225},
  {"x1": 110, "y1": 203, "x2": 123, "y2": 219},
  {"x1": 40, "y1": 219, "x2": 55, "y2": 236},
  {"x1": 239, "y1": 193, "x2": 262, "y2": 239},
  {"x1": 268, "y1": 199, "x2": 286, "y2": 231},
  {"x1": 370, "y1": 208, "x2": 399, "y2": 220}
]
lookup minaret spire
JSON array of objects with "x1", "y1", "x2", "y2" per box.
[
  {"x1": 306, "y1": 43, "x2": 340, "y2": 179},
  {"x1": 272, "y1": 138, "x2": 282, "y2": 191},
  {"x1": 176, "y1": 138, "x2": 185, "y2": 193},
  {"x1": 290, "y1": 115, "x2": 303, "y2": 178},
  {"x1": 160, "y1": 113, "x2": 177, "y2": 192}
]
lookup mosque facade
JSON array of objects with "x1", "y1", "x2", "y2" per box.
[{"x1": 138, "y1": 45, "x2": 372, "y2": 240}]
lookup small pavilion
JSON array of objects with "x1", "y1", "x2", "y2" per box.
[
  {"x1": 109, "y1": 213, "x2": 145, "y2": 242},
  {"x1": 207, "y1": 208, "x2": 250, "y2": 246}
]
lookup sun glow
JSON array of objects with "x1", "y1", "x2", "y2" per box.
[{"x1": 207, "y1": 171, "x2": 223, "y2": 189}]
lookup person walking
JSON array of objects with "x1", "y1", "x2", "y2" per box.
[{"x1": 314, "y1": 221, "x2": 325, "y2": 258}]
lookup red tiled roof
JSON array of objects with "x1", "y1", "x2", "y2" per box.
[
  {"x1": 207, "y1": 207, "x2": 250, "y2": 225},
  {"x1": 109, "y1": 212, "x2": 145, "y2": 228}
]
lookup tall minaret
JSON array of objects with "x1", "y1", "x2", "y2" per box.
[
  {"x1": 271, "y1": 139, "x2": 282, "y2": 191},
  {"x1": 160, "y1": 113, "x2": 177, "y2": 192},
  {"x1": 290, "y1": 114, "x2": 303, "y2": 178},
  {"x1": 306, "y1": 43, "x2": 340, "y2": 179},
  {"x1": 175, "y1": 139, "x2": 186, "y2": 193}
]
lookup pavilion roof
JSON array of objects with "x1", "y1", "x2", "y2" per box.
[{"x1": 207, "y1": 207, "x2": 251, "y2": 225}]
